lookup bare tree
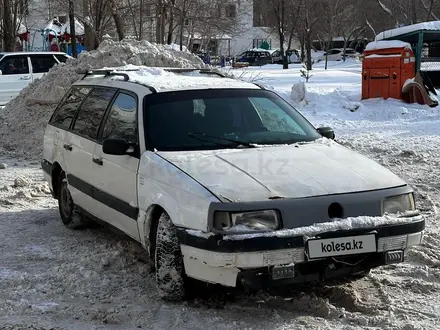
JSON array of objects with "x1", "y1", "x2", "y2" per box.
[
  {"x1": 335, "y1": 0, "x2": 367, "y2": 60},
  {"x1": 109, "y1": 0, "x2": 125, "y2": 40},
  {"x1": 264, "y1": 0, "x2": 302, "y2": 69},
  {"x1": 3, "y1": 0, "x2": 15, "y2": 51},
  {"x1": 299, "y1": 0, "x2": 320, "y2": 70}
]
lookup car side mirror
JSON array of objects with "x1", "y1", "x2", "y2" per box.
[
  {"x1": 102, "y1": 138, "x2": 131, "y2": 156},
  {"x1": 317, "y1": 126, "x2": 335, "y2": 140}
]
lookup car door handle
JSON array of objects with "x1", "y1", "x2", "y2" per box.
[
  {"x1": 92, "y1": 157, "x2": 103, "y2": 166},
  {"x1": 63, "y1": 143, "x2": 72, "y2": 151},
  {"x1": 20, "y1": 76, "x2": 31, "y2": 80}
]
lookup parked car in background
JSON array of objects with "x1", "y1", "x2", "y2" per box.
[
  {"x1": 0, "y1": 51, "x2": 71, "y2": 106},
  {"x1": 271, "y1": 49, "x2": 301, "y2": 64},
  {"x1": 316, "y1": 48, "x2": 360, "y2": 62},
  {"x1": 235, "y1": 50, "x2": 272, "y2": 66}
]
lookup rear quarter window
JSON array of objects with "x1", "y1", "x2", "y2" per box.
[{"x1": 49, "y1": 86, "x2": 92, "y2": 129}]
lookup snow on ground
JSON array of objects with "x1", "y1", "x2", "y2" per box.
[{"x1": 2, "y1": 58, "x2": 440, "y2": 329}]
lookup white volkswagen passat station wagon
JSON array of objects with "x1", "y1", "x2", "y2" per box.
[{"x1": 42, "y1": 67, "x2": 425, "y2": 300}]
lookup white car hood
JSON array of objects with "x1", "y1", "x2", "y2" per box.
[{"x1": 157, "y1": 140, "x2": 406, "y2": 202}]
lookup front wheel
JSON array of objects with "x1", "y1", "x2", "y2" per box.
[{"x1": 155, "y1": 212, "x2": 186, "y2": 301}]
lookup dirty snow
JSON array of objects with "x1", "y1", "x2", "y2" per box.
[
  {"x1": 403, "y1": 77, "x2": 416, "y2": 90},
  {"x1": 222, "y1": 212, "x2": 423, "y2": 240},
  {"x1": 0, "y1": 39, "x2": 206, "y2": 159},
  {"x1": 1, "y1": 57, "x2": 440, "y2": 329}
]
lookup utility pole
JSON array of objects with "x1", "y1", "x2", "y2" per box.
[{"x1": 69, "y1": 0, "x2": 77, "y2": 57}]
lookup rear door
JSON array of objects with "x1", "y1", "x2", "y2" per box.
[
  {"x1": 43, "y1": 89, "x2": 79, "y2": 170},
  {"x1": 92, "y1": 91, "x2": 140, "y2": 240},
  {"x1": 63, "y1": 86, "x2": 116, "y2": 215},
  {"x1": 29, "y1": 54, "x2": 59, "y2": 82},
  {"x1": 0, "y1": 55, "x2": 31, "y2": 105}
]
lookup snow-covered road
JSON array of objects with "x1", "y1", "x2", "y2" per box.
[
  {"x1": 1, "y1": 130, "x2": 440, "y2": 329},
  {"x1": 1, "y1": 60, "x2": 440, "y2": 329}
]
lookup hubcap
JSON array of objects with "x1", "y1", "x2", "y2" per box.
[{"x1": 60, "y1": 184, "x2": 72, "y2": 218}]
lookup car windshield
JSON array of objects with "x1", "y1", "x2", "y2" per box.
[{"x1": 144, "y1": 89, "x2": 322, "y2": 151}]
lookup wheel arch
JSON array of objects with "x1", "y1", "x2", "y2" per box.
[
  {"x1": 51, "y1": 162, "x2": 63, "y2": 199},
  {"x1": 143, "y1": 204, "x2": 166, "y2": 265}
]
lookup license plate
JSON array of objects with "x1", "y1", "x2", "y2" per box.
[
  {"x1": 272, "y1": 264, "x2": 295, "y2": 280},
  {"x1": 307, "y1": 234, "x2": 377, "y2": 259}
]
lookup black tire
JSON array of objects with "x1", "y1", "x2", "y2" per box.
[
  {"x1": 155, "y1": 212, "x2": 186, "y2": 301},
  {"x1": 57, "y1": 171, "x2": 87, "y2": 229}
]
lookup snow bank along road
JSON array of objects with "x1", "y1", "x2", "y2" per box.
[{"x1": 1, "y1": 64, "x2": 440, "y2": 329}]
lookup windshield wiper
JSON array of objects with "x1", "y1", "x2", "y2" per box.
[{"x1": 188, "y1": 132, "x2": 256, "y2": 148}]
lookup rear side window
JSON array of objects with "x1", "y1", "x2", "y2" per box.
[
  {"x1": 49, "y1": 87, "x2": 92, "y2": 129},
  {"x1": 0, "y1": 55, "x2": 29, "y2": 75},
  {"x1": 72, "y1": 87, "x2": 116, "y2": 140},
  {"x1": 55, "y1": 54, "x2": 69, "y2": 63},
  {"x1": 30, "y1": 55, "x2": 58, "y2": 73},
  {"x1": 101, "y1": 92, "x2": 138, "y2": 143}
]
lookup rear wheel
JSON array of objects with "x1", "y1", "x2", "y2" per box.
[
  {"x1": 155, "y1": 212, "x2": 186, "y2": 301},
  {"x1": 57, "y1": 172, "x2": 87, "y2": 229}
]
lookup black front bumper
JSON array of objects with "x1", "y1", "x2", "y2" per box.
[{"x1": 176, "y1": 218, "x2": 425, "y2": 253}]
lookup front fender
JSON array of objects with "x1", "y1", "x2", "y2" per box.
[{"x1": 137, "y1": 152, "x2": 219, "y2": 248}]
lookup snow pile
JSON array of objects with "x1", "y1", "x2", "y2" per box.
[
  {"x1": 290, "y1": 81, "x2": 307, "y2": 103},
  {"x1": 0, "y1": 39, "x2": 206, "y2": 158},
  {"x1": 109, "y1": 65, "x2": 256, "y2": 92}
]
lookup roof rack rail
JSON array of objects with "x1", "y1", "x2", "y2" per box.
[
  {"x1": 79, "y1": 68, "x2": 159, "y2": 93},
  {"x1": 81, "y1": 69, "x2": 135, "y2": 81},
  {"x1": 163, "y1": 67, "x2": 226, "y2": 78},
  {"x1": 253, "y1": 83, "x2": 266, "y2": 90}
]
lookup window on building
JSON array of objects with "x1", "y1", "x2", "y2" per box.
[
  {"x1": 225, "y1": 4, "x2": 236, "y2": 18},
  {"x1": 252, "y1": 0, "x2": 276, "y2": 27},
  {"x1": 57, "y1": 15, "x2": 67, "y2": 24}
]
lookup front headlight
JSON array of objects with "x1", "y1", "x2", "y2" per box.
[
  {"x1": 383, "y1": 193, "x2": 415, "y2": 214},
  {"x1": 213, "y1": 210, "x2": 281, "y2": 232}
]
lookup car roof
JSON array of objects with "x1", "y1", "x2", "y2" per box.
[
  {"x1": 1, "y1": 51, "x2": 70, "y2": 56},
  {"x1": 72, "y1": 67, "x2": 261, "y2": 93}
]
